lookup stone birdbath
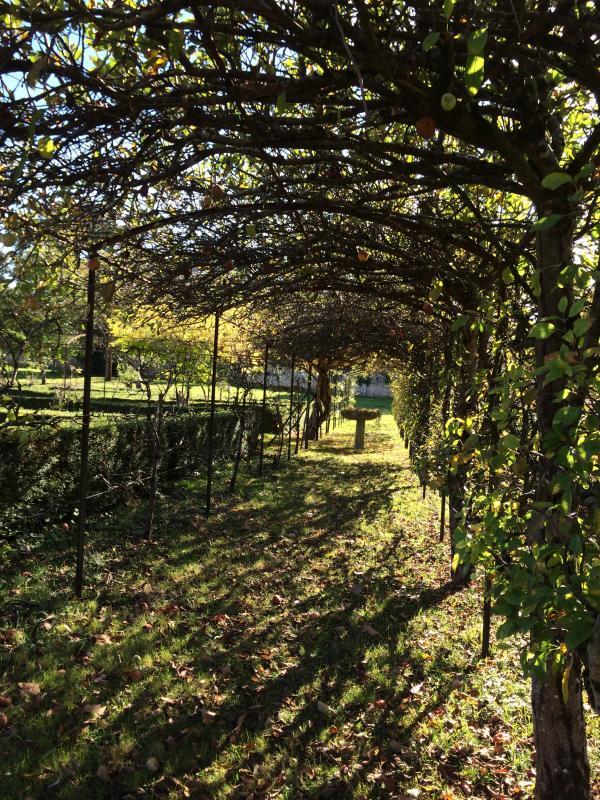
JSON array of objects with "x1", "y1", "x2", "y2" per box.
[{"x1": 341, "y1": 407, "x2": 381, "y2": 450}]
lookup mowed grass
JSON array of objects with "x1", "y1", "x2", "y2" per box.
[
  {"x1": 1, "y1": 410, "x2": 598, "y2": 798},
  {"x1": 12, "y1": 373, "x2": 307, "y2": 406}
]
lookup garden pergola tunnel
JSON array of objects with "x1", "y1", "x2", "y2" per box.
[{"x1": 1, "y1": 3, "x2": 599, "y2": 798}]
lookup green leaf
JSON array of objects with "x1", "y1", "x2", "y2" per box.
[
  {"x1": 27, "y1": 56, "x2": 48, "y2": 88},
  {"x1": 451, "y1": 314, "x2": 468, "y2": 331},
  {"x1": 496, "y1": 619, "x2": 518, "y2": 639},
  {"x1": 276, "y1": 92, "x2": 287, "y2": 113},
  {"x1": 542, "y1": 171, "x2": 573, "y2": 191},
  {"x1": 443, "y1": 0, "x2": 456, "y2": 19},
  {"x1": 465, "y1": 55, "x2": 485, "y2": 96},
  {"x1": 502, "y1": 267, "x2": 514, "y2": 285},
  {"x1": 558, "y1": 296, "x2": 568, "y2": 313},
  {"x1": 245, "y1": 222, "x2": 256, "y2": 237},
  {"x1": 532, "y1": 214, "x2": 563, "y2": 231},
  {"x1": 552, "y1": 405, "x2": 581, "y2": 429},
  {"x1": 423, "y1": 32, "x2": 440, "y2": 52},
  {"x1": 467, "y1": 28, "x2": 488, "y2": 55},
  {"x1": 429, "y1": 283, "x2": 443, "y2": 300},
  {"x1": 168, "y1": 29, "x2": 185, "y2": 60},
  {"x1": 569, "y1": 535, "x2": 583, "y2": 557},
  {"x1": 573, "y1": 317, "x2": 592, "y2": 337},
  {"x1": 575, "y1": 164, "x2": 594, "y2": 182},
  {"x1": 565, "y1": 619, "x2": 593, "y2": 650},
  {"x1": 1, "y1": 232, "x2": 17, "y2": 247},
  {"x1": 37, "y1": 137, "x2": 57, "y2": 159},
  {"x1": 529, "y1": 321, "x2": 556, "y2": 339},
  {"x1": 568, "y1": 299, "x2": 586, "y2": 318}
]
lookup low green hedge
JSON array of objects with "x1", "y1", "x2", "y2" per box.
[
  {"x1": 4, "y1": 388, "x2": 217, "y2": 416},
  {"x1": 0, "y1": 409, "x2": 256, "y2": 540}
]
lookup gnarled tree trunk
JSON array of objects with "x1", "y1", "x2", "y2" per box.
[
  {"x1": 307, "y1": 358, "x2": 331, "y2": 439},
  {"x1": 531, "y1": 216, "x2": 589, "y2": 800},
  {"x1": 532, "y1": 659, "x2": 589, "y2": 800}
]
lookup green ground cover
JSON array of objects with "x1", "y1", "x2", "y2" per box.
[
  {"x1": 12, "y1": 374, "x2": 302, "y2": 405},
  {"x1": 1, "y1": 409, "x2": 598, "y2": 798}
]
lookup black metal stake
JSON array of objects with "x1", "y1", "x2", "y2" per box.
[
  {"x1": 304, "y1": 365, "x2": 312, "y2": 449},
  {"x1": 440, "y1": 490, "x2": 446, "y2": 542},
  {"x1": 295, "y1": 379, "x2": 302, "y2": 454},
  {"x1": 75, "y1": 261, "x2": 97, "y2": 598},
  {"x1": 205, "y1": 310, "x2": 220, "y2": 517},
  {"x1": 287, "y1": 353, "x2": 295, "y2": 460},
  {"x1": 258, "y1": 339, "x2": 269, "y2": 477}
]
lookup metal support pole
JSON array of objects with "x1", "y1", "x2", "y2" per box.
[
  {"x1": 333, "y1": 382, "x2": 338, "y2": 429},
  {"x1": 205, "y1": 310, "x2": 220, "y2": 517},
  {"x1": 326, "y1": 370, "x2": 331, "y2": 434},
  {"x1": 439, "y1": 490, "x2": 446, "y2": 542},
  {"x1": 304, "y1": 365, "x2": 312, "y2": 449},
  {"x1": 295, "y1": 379, "x2": 302, "y2": 454},
  {"x1": 287, "y1": 353, "x2": 295, "y2": 460},
  {"x1": 258, "y1": 339, "x2": 269, "y2": 477},
  {"x1": 75, "y1": 260, "x2": 97, "y2": 598}
]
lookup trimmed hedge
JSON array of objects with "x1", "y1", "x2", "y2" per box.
[
  {"x1": 0, "y1": 409, "x2": 255, "y2": 540},
  {"x1": 4, "y1": 388, "x2": 218, "y2": 416}
]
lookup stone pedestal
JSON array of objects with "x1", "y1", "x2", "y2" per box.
[
  {"x1": 340, "y1": 407, "x2": 381, "y2": 451},
  {"x1": 354, "y1": 418, "x2": 366, "y2": 450}
]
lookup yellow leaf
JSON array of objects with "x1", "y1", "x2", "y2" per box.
[{"x1": 562, "y1": 662, "x2": 572, "y2": 704}]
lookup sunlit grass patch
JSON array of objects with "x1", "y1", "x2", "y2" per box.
[{"x1": 0, "y1": 409, "x2": 560, "y2": 798}]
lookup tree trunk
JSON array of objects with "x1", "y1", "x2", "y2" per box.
[
  {"x1": 532, "y1": 660, "x2": 589, "y2": 800},
  {"x1": 530, "y1": 216, "x2": 589, "y2": 800},
  {"x1": 307, "y1": 359, "x2": 331, "y2": 440}
]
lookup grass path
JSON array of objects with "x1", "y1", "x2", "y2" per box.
[{"x1": 0, "y1": 410, "x2": 556, "y2": 799}]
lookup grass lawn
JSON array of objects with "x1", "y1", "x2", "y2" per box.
[
  {"x1": 1, "y1": 410, "x2": 598, "y2": 798},
  {"x1": 12, "y1": 373, "x2": 308, "y2": 406}
]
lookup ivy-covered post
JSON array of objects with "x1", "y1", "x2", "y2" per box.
[
  {"x1": 258, "y1": 338, "x2": 269, "y2": 477},
  {"x1": 205, "y1": 310, "x2": 220, "y2": 518},
  {"x1": 74, "y1": 253, "x2": 97, "y2": 598}
]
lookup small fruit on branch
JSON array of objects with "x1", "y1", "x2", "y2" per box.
[
  {"x1": 415, "y1": 116, "x2": 436, "y2": 138},
  {"x1": 440, "y1": 92, "x2": 457, "y2": 111}
]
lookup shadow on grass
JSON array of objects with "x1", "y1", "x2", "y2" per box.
[{"x1": 0, "y1": 422, "x2": 465, "y2": 799}]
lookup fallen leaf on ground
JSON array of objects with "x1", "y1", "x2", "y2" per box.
[
  {"x1": 82, "y1": 703, "x2": 107, "y2": 719},
  {"x1": 361, "y1": 623, "x2": 379, "y2": 637},
  {"x1": 317, "y1": 700, "x2": 336, "y2": 716},
  {"x1": 19, "y1": 682, "x2": 41, "y2": 697}
]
